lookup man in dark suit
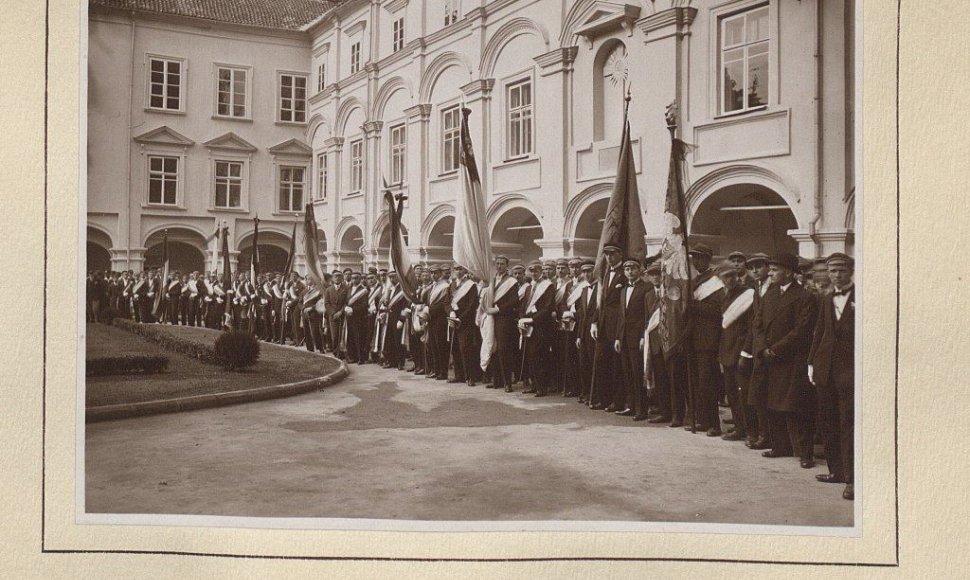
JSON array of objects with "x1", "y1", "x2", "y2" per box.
[
  {"x1": 344, "y1": 272, "x2": 370, "y2": 364},
  {"x1": 520, "y1": 260, "x2": 557, "y2": 396},
  {"x1": 716, "y1": 261, "x2": 756, "y2": 441},
  {"x1": 574, "y1": 261, "x2": 598, "y2": 405},
  {"x1": 809, "y1": 253, "x2": 856, "y2": 500},
  {"x1": 383, "y1": 272, "x2": 407, "y2": 370},
  {"x1": 483, "y1": 255, "x2": 520, "y2": 392},
  {"x1": 688, "y1": 244, "x2": 726, "y2": 436},
  {"x1": 614, "y1": 259, "x2": 649, "y2": 420},
  {"x1": 426, "y1": 265, "x2": 452, "y2": 380},
  {"x1": 301, "y1": 278, "x2": 324, "y2": 352},
  {"x1": 325, "y1": 270, "x2": 348, "y2": 357},
  {"x1": 753, "y1": 253, "x2": 820, "y2": 469},
  {"x1": 741, "y1": 252, "x2": 773, "y2": 449},
  {"x1": 642, "y1": 260, "x2": 671, "y2": 422},
  {"x1": 511, "y1": 264, "x2": 530, "y2": 385},
  {"x1": 448, "y1": 264, "x2": 481, "y2": 386},
  {"x1": 590, "y1": 245, "x2": 625, "y2": 411}
]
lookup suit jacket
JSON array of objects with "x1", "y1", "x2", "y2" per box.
[
  {"x1": 325, "y1": 283, "x2": 348, "y2": 318},
  {"x1": 576, "y1": 282, "x2": 599, "y2": 347},
  {"x1": 492, "y1": 275, "x2": 520, "y2": 320},
  {"x1": 752, "y1": 282, "x2": 818, "y2": 413},
  {"x1": 645, "y1": 285, "x2": 663, "y2": 355},
  {"x1": 616, "y1": 280, "x2": 648, "y2": 348},
  {"x1": 525, "y1": 280, "x2": 556, "y2": 340},
  {"x1": 690, "y1": 269, "x2": 724, "y2": 353},
  {"x1": 718, "y1": 285, "x2": 753, "y2": 367},
  {"x1": 595, "y1": 265, "x2": 626, "y2": 340},
  {"x1": 517, "y1": 281, "x2": 533, "y2": 318},
  {"x1": 808, "y1": 285, "x2": 855, "y2": 386},
  {"x1": 452, "y1": 280, "x2": 480, "y2": 326}
]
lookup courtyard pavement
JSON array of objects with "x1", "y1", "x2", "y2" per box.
[{"x1": 85, "y1": 361, "x2": 853, "y2": 527}]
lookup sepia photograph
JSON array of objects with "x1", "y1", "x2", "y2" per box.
[{"x1": 82, "y1": 0, "x2": 859, "y2": 532}]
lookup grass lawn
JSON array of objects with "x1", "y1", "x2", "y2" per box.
[{"x1": 85, "y1": 323, "x2": 341, "y2": 407}]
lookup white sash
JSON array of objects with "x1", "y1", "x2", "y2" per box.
[
  {"x1": 303, "y1": 288, "x2": 321, "y2": 304},
  {"x1": 429, "y1": 281, "x2": 449, "y2": 305},
  {"x1": 555, "y1": 280, "x2": 569, "y2": 303},
  {"x1": 693, "y1": 274, "x2": 724, "y2": 301},
  {"x1": 203, "y1": 279, "x2": 213, "y2": 293},
  {"x1": 566, "y1": 280, "x2": 589, "y2": 308},
  {"x1": 527, "y1": 279, "x2": 552, "y2": 312},
  {"x1": 389, "y1": 288, "x2": 405, "y2": 308},
  {"x1": 168, "y1": 280, "x2": 180, "y2": 291},
  {"x1": 132, "y1": 280, "x2": 145, "y2": 293},
  {"x1": 451, "y1": 279, "x2": 475, "y2": 310},
  {"x1": 517, "y1": 283, "x2": 529, "y2": 299},
  {"x1": 646, "y1": 308, "x2": 661, "y2": 333},
  {"x1": 493, "y1": 276, "x2": 517, "y2": 302},
  {"x1": 272, "y1": 284, "x2": 285, "y2": 299},
  {"x1": 347, "y1": 286, "x2": 368, "y2": 306},
  {"x1": 212, "y1": 283, "x2": 225, "y2": 297},
  {"x1": 187, "y1": 280, "x2": 198, "y2": 294},
  {"x1": 722, "y1": 288, "x2": 755, "y2": 329}
]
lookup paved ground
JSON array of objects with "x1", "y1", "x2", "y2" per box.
[{"x1": 85, "y1": 363, "x2": 853, "y2": 526}]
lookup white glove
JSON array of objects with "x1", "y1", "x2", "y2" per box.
[
  {"x1": 396, "y1": 321, "x2": 403, "y2": 330},
  {"x1": 614, "y1": 340, "x2": 621, "y2": 353},
  {"x1": 639, "y1": 338, "x2": 645, "y2": 351},
  {"x1": 590, "y1": 323, "x2": 598, "y2": 341},
  {"x1": 343, "y1": 306, "x2": 353, "y2": 316},
  {"x1": 808, "y1": 364, "x2": 815, "y2": 385}
]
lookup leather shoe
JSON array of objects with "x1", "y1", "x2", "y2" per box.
[
  {"x1": 466, "y1": 380, "x2": 476, "y2": 387},
  {"x1": 615, "y1": 408, "x2": 634, "y2": 416},
  {"x1": 685, "y1": 424, "x2": 710, "y2": 432},
  {"x1": 800, "y1": 459, "x2": 816, "y2": 469},
  {"x1": 633, "y1": 414, "x2": 648, "y2": 421},
  {"x1": 749, "y1": 438, "x2": 771, "y2": 450},
  {"x1": 669, "y1": 420, "x2": 684, "y2": 428},
  {"x1": 707, "y1": 428, "x2": 723, "y2": 437},
  {"x1": 504, "y1": 387, "x2": 514, "y2": 393},
  {"x1": 762, "y1": 450, "x2": 791, "y2": 458},
  {"x1": 589, "y1": 404, "x2": 605, "y2": 410},
  {"x1": 816, "y1": 474, "x2": 844, "y2": 484},
  {"x1": 648, "y1": 415, "x2": 671, "y2": 424},
  {"x1": 447, "y1": 379, "x2": 462, "y2": 384},
  {"x1": 523, "y1": 389, "x2": 536, "y2": 394},
  {"x1": 605, "y1": 405, "x2": 618, "y2": 413},
  {"x1": 843, "y1": 484, "x2": 854, "y2": 500},
  {"x1": 534, "y1": 392, "x2": 546, "y2": 397},
  {"x1": 722, "y1": 431, "x2": 745, "y2": 441}
]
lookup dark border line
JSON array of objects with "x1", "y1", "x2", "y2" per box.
[{"x1": 44, "y1": 0, "x2": 901, "y2": 567}]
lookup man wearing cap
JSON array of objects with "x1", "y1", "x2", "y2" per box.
[
  {"x1": 365, "y1": 271, "x2": 383, "y2": 363},
  {"x1": 405, "y1": 265, "x2": 428, "y2": 374},
  {"x1": 482, "y1": 255, "x2": 520, "y2": 391},
  {"x1": 717, "y1": 260, "x2": 756, "y2": 441},
  {"x1": 741, "y1": 252, "x2": 772, "y2": 448},
  {"x1": 809, "y1": 253, "x2": 856, "y2": 500},
  {"x1": 382, "y1": 271, "x2": 407, "y2": 370},
  {"x1": 516, "y1": 261, "x2": 542, "y2": 389},
  {"x1": 590, "y1": 245, "x2": 626, "y2": 411},
  {"x1": 614, "y1": 258, "x2": 649, "y2": 420},
  {"x1": 754, "y1": 253, "x2": 819, "y2": 468},
  {"x1": 325, "y1": 270, "x2": 348, "y2": 358},
  {"x1": 559, "y1": 257, "x2": 585, "y2": 397},
  {"x1": 551, "y1": 258, "x2": 572, "y2": 393},
  {"x1": 573, "y1": 260, "x2": 598, "y2": 404},
  {"x1": 343, "y1": 272, "x2": 369, "y2": 364},
  {"x1": 448, "y1": 264, "x2": 481, "y2": 386},
  {"x1": 685, "y1": 243, "x2": 726, "y2": 435},
  {"x1": 427, "y1": 265, "x2": 452, "y2": 380},
  {"x1": 519, "y1": 260, "x2": 557, "y2": 396},
  {"x1": 810, "y1": 258, "x2": 834, "y2": 297},
  {"x1": 643, "y1": 259, "x2": 671, "y2": 422},
  {"x1": 301, "y1": 277, "x2": 324, "y2": 353}
]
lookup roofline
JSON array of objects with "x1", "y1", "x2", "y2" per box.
[
  {"x1": 89, "y1": 3, "x2": 315, "y2": 41},
  {"x1": 303, "y1": 0, "x2": 368, "y2": 35}
]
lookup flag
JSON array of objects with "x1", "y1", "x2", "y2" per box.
[
  {"x1": 283, "y1": 221, "x2": 298, "y2": 279},
  {"x1": 658, "y1": 132, "x2": 692, "y2": 354},
  {"x1": 250, "y1": 217, "x2": 260, "y2": 283},
  {"x1": 452, "y1": 105, "x2": 496, "y2": 372},
  {"x1": 152, "y1": 229, "x2": 169, "y2": 319},
  {"x1": 383, "y1": 184, "x2": 420, "y2": 303},
  {"x1": 220, "y1": 225, "x2": 233, "y2": 329},
  {"x1": 592, "y1": 99, "x2": 646, "y2": 284},
  {"x1": 303, "y1": 203, "x2": 325, "y2": 285}
]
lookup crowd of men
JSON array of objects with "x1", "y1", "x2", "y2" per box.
[{"x1": 87, "y1": 243, "x2": 855, "y2": 501}]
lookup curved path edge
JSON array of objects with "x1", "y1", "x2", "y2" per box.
[{"x1": 87, "y1": 358, "x2": 350, "y2": 423}]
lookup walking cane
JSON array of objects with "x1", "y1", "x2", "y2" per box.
[{"x1": 518, "y1": 327, "x2": 528, "y2": 389}]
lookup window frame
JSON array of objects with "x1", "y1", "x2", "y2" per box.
[
  {"x1": 350, "y1": 42, "x2": 362, "y2": 75},
  {"x1": 389, "y1": 123, "x2": 407, "y2": 185},
  {"x1": 505, "y1": 77, "x2": 535, "y2": 161},
  {"x1": 277, "y1": 164, "x2": 307, "y2": 213},
  {"x1": 443, "y1": 1, "x2": 460, "y2": 26},
  {"x1": 349, "y1": 139, "x2": 365, "y2": 194},
  {"x1": 211, "y1": 159, "x2": 247, "y2": 210},
  {"x1": 392, "y1": 18, "x2": 406, "y2": 53},
  {"x1": 317, "y1": 152, "x2": 329, "y2": 201},
  {"x1": 145, "y1": 153, "x2": 182, "y2": 208},
  {"x1": 145, "y1": 54, "x2": 186, "y2": 113},
  {"x1": 711, "y1": 0, "x2": 776, "y2": 119},
  {"x1": 277, "y1": 71, "x2": 309, "y2": 124},
  {"x1": 212, "y1": 63, "x2": 252, "y2": 120},
  {"x1": 440, "y1": 105, "x2": 462, "y2": 175},
  {"x1": 316, "y1": 62, "x2": 327, "y2": 93}
]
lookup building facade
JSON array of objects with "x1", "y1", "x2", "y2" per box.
[{"x1": 87, "y1": 0, "x2": 855, "y2": 274}]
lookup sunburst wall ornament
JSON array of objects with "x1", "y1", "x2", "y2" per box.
[{"x1": 605, "y1": 49, "x2": 628, "y2": 88}]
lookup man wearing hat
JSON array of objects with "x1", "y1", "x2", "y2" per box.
[
  {"x1": 559, "y1": 257, "x2": 585, "y2": 397},
  {"x1": 727, "y1": 251, "x2": 749, "y2": 286},
  {"x1": 325, "y1": 269, "x2": 348, "y2": 358},
  {"x1": 683, "y1": 243, "x2": 726, "y2": 435},
  {"x1": 614, "y1": 258, "x2": 649, "y2": 420},
  {"x1": 344, "y1": 271, "x2": 370, "y2": 364},
  {"x1": 717, "y1": 260, "x2": 756, "y2": 441},
  {"x1": 426, "y1": 264, "x2": 452, "y2": 380},
  {"x1": 482, "y1": 255, "x2": 520, "y2": 391},
  {"x1": 810, "y1": 258, "x2": 834, "y2": 297},
  {"x1": 741, "y1": 252, "x2": 772, "y2": 448},
  {"x1": 552, "y1": 258, "x2": 573, "y2": 394},
  {"x1": 753, "y1": 253, "x2": 819, "y2": 468},
  {"x1": 382, "y1": 271, "x2": 407, "y2": 370},
  {"x1": 809, "y1": 253, "x2": 855, "y2": 500},
  {"x1": 643, "y1": 259, "x2": 671, "y2": 422},
  {"x1": 516, "y1": 261, "x2": 542, "y2": 389},
  {"x1": 448, "y1": 264, "x2": 480, "y2": 386},
  {"x1": 406, "y1": 265, "x2": 429, "y2": 374},
  {"x1": 519, "y1": 260, "x2": 557, "y2": 396},
  {"x1": 590, "y1": 245, "x2": 626, "y2": 411},
  {"x1": 573, "y1": 260, "x2": 599, "y2": 404}
]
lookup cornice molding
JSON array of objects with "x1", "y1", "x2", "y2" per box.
[
  {"x1": 636, "y1": 6, "x2": 698, "y2": 42},
  {"x1": 133, "y1": 125, "x2": 194, "y2": 147},
  {"x1": 324, "y1": 136, "x2": 346, "y2": 151},
  {"x1": 202, "y1": 131, "x2": 257, "y2": 152},
  {"x1": 404, "y1": 104, "x2": 433, "y2": 121},
  {"x1": 362, "y1": 120, "x2": 385, "y2": 135},
  {"x1": 345, "y1": 19, "x2": 367, "y2": 37},
  {"x1": 383, "y1": 0, "x2": 409, "y2": 13},
  {"x1": 461, "y1": 78, "x2": 495, "y2": 97}
]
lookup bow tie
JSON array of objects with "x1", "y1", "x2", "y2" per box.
[{"x1": 833, "y1": 288, "x2": 851, "y2": 297}]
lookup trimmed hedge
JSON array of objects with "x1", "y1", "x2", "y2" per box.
[
  {"x1": 113, "y1": 318, "x2": 221, "y2": 365},
  {"x1": 214, "y1": 330, "x2": 261, "y2": 370},
  {"x1": 87, "y1": 355, "x2": 169, "y2": 377}
]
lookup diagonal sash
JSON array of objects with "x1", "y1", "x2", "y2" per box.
[
  {"x1": 450, "y1": 279, "x2": 476, "y2": 311},
  {"x1": 722, "y1": 288, "x2": 755, "y2": 329},
  {"x1": 493, "y1": 276, "x2": 517, "y2": 302},
  {"x1": 693, "y1": 274, "x2": 725, "y2": 302},
  {"x1": 527, "y1": 279, "x2": 552, "y2": 312}
]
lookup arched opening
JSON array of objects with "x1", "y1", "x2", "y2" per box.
[
  {"x1": 689, "y1": 185, "x2": 798, "y2": 258},
  {"x1": 144, "y1": 228, "x2": 207, "y2": 273},
  {"x1": 572, "y1": 197, "x2": 609, "y2": 258},
  {"x1": 376, "y1": 222, "x2": 409, "y2": 268},
  {"x1": 339, "y1": 225, "x2": 364, "y2": 272},
  {"x1": 492, "y1": 207, "x2": 543, "y2": 264},
  {"x1": 593, "y1": 39, "x2": 627, "y2": 143},
  {"x1": 238, "y1": 230, "x2": 292, "y2": 274},
  {"x1": 87, "y1": 242, "x2": 111, "y2": 273}
]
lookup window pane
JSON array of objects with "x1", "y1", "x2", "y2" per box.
[
  {"x1": 230, "y1": 183, "x2": 240, "y2": 207},
  {"x1": 723, "y1": 61, "x2": 744, "y2": 112},
  {"x1": 218, "y1": 69, "x2": 230, "y2": 82},
  {"x1": 522, "y1": 83, "x2": 531, "y2": 104},
  {"x1": 164, "y1": 157, "x2": 177, "y2": 173},
  {"x1": 296, "y1": 76, "x2": 306, "y2": 89},
  {"x1": 215, "y1": 162, "x2": 227, "y2": 177},
  {"x1": 233, "y1": 104, "x2": 245, "y2": 117},
  {"x1": 167, "y1": 84, "x2": 179, "y2": 98},
  {"x1": 167, "y1": 72, "x2": 179, "y2": 86},
  {"x1": 150, "y1": 157, "x2": 162, "y2": 171},
  {"x1": 294, "y1": 168, "x2": 304, "y2": 181},
  {"x1": 151, "y1": 60, "x2": 164, "y2": 73},
  {"x1": 723, "y1": 47, "x2": 744, "y2": 63},
  {"x1": 280, "y1": 187, "x2": 289, "y2": 211},
  {"x1": 164, "y1": 180, "x2": 176, "y2": 204},
  {"x1": 169, "y1": 62, "x2": 180, "y2": 74},
  {"x1": 282, "y1": 76, "x2": 292, "y2": 88},
  {"x1": 747, "y1": 7, "x2": 769, "y2": 42},
  {"x1": 281, "y1": 85, "x2": 292, "y2": 99},
  {"x1": 523, "y1": 113, "x2": 532, "y2": 154},
  {"x1": 151, "y1": 71, "x2": 164, "y2": 84},
  {"x1": 747, "y1": 51, "x2": 768, "y2": 107},
  {"x1": 749, "y1": 41, "x2": 768, "y2": 56},
  {"x1": 723, "y1": 15, "x2": 744, "y2": 47},
  {"x1": 510, "y1": 87, "x2": 520, "y2": 109},
  {"x1": 216, "y1": 184, "x2": 226, "y2": 207},
  {"x1": 149, "y1": 179, "x2": 161, "y2": 203},
  {"x1": 230, "y1": 162, "x2": 241, "y2": 177},
  {"x1": 293, "y1": 185, "x2": 303, "y2": 208},
  {"x1": 167, "y1": 97, "x2": 179, "y2": 109}
]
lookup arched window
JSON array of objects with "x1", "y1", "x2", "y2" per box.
[{"x1": 593, "y1": 40, "x2": 628, "y2": 143}]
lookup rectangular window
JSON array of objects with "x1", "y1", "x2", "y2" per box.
[
  {"x1": 214, "y1": 161, "x2": 243, "y2": 208},
  {"x1": 389, "y1": 124, "x2": 407, "y2": 185},
  {"x1": 148, "y1": 57, "x2": 182, "y2": 111},
  {"x1": 279, "y1": 166, "x2": 305, "y2": 212},
  {"x1": 444, "y1": 1, "x2": 459, "y2": 26},
  {"x1": 350, "y1": 42, "x2": 361, "y2": 74},
  {"x1": 350, "y1": 139, "x2": 364, "y2": 193},
  {"x1": 216, "y1": 66, "x2": 247, "y2": 118},
  {"x1": 392, "y1": 18, "x2": 405, "y2": 52},
  {"x1": 148, "y1": 155, "x2": 178, "y2": 205},
  {"x1": 720, "y1": 5, "x2": 769, "y2": 115},
  {"x1": 317, "y1": 153, "x2": 329, "y2": 200},
  {"x1": 441, "y1": 107, "x2": 461, "y2": 173},
  {"x1": 279, "y1": 73, "x2": 308, "y2": 123},
  {"x1": 507, "y1": 80, "x2": 534, "y2": 159},
  {"x1": 317, "y1": 63, "x2": 326, "y2": 92}
]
